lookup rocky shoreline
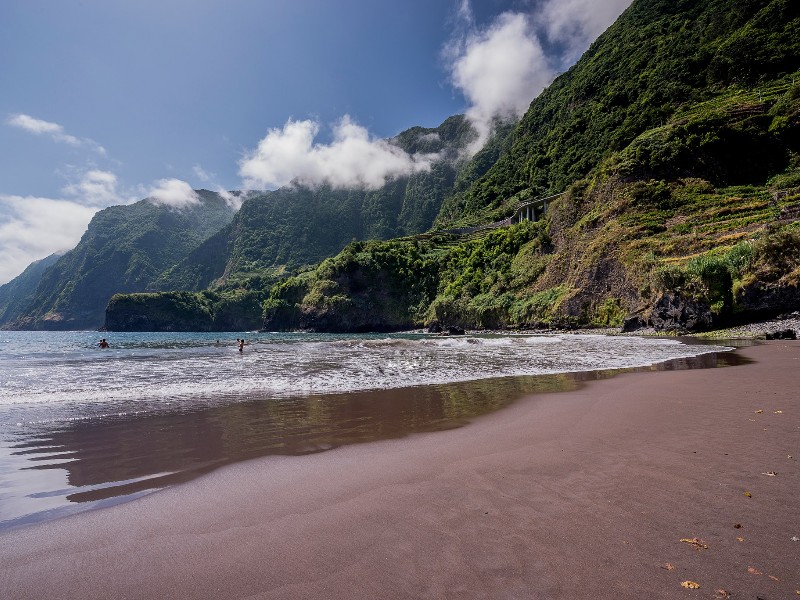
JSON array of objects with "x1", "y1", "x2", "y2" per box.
[
  {"x1": 460, "y1": 312, "x2": 800, "y2": 341},
  {"x1": 685, "y1": 313, "x2": 800, "y2": 340}
]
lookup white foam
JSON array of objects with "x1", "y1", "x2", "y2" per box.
[{"x1": 0, "y1": 333, "x2": 732, "y2": 426}]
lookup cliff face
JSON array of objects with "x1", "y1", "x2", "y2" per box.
[
  {"x1": 261, "y1": 172, "x2": 800, "y2": 334},
  {"x1": 437, "y1": 0, "x2": 800, "y2": 228},
  {"x1": 105, "y1": 289, "x2": 264, "y2": 332}
]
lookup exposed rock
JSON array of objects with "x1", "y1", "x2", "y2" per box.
[
  {"x1": 427, "y1": 321, "x2": 443, "y2": 334},
  {"x1": 765, "y1": 328, "x2": 797, "y2": 340},
  {"x1": 446, "y1": 326, "x2": 466, "y2": 336},
  {"x1": 739, "y1": 282, "x2": 800, "y2": 318},
  {"x1": 649, "y1": 293, "x2": 713, "y2": 333},
  {"x1": 622, "y1": 315, "x2": 647, "y2": 333}
]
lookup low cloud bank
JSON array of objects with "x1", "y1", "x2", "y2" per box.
[
  {"x1": 239, "y1": 116, "x2": 438, "y2": 191},
  {"x1": 540, "y1": 0, "x2": 634, "y2": 63},
  {"x1": 447, "y1": 11, "x2": 550, "y2": 152},
  {"x1": 193, "y1": 164, "x2": 246, "y2": 210},
  {"x1": 0, "y1": 195, "x2": 99, "y2": 285},
  {"x1": 238, "y1": 0, "x2": 633, "y2": 191},
  {"x1": 62, "y1": 170, "x2": 129, "y2": 206},
  {"x1": 0, "y1": 171, "x2": 206, "y2": 285}
]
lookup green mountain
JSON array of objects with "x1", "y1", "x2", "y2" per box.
[
  {"x1": 250, "y1": 0, "x2": 800, "y2": 333},
  {"x1": 152, "y1": 115, "x2": 479, "y2": 292},
  {"x1": 438, "y1": 0, "x2": 800, "y2": 227},
  {"x1": 8, "y1": 190, "x2": 236, "y2": 330},
  {"x1": 6, "y1": 115, "x2": 493, "y2": 332},
  {"x1": 0, "y1": 253, "x2": 61, "y2": 326}
]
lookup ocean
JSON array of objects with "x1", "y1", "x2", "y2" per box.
[{"x1": 0, "y1": 330, "x2": 733, "y2": 531}]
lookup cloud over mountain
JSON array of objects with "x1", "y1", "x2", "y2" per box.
[
  {"x1": 146, "y1": 179, "x2": 200, "y2": 208},
  {"x1": 539, "y1": 0, "x2": 634, "y2": 63},
  {"x1": 0, "y1": 171, "x2": 208, "y2": 284},
  {"x1": 446, "y1": 0, "x2": 633, "y2": 150},
  {"x1": 0, "y1": 195, "x2": 98, "y2": 285},
  {"x1": 447, "y1": 11, "x2": 551, "y2": 151},
  {"x1": 62, "y1": 170, "x2": 130, "y2": 206},
  {"x1": 230, "y1": 0, "x2": 635, "y2": 191},
  {"x1": 239, "y1": 116, "x2": 438, "y2": 191}
]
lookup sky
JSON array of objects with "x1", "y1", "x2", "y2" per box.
[{"x1": 0, "y1": 0, "x2": 632, "y2": 284}]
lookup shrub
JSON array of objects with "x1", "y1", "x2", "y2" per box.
[
  {"x1": 509, "y1": 286, "x2": 568, "y2": 325},
  {"x1": 593, "y1": 298, "x2": 627, "y2": 327}
]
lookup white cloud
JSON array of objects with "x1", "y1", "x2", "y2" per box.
[
  {"x1": 7, "y1": 114, "x2": 66, "y2": 137},
  {"x1": 216, "y1": 189, "x2": 245, "y2": 211},
  {"x1": 0, "y1": 195, "x2": 98, "y2": 285},
  {"x1": 0, "y1": 167, "x2": 139, "y2": 284},
  {"x1": 193, "y1": 164, "x2": 212, "y2": 183},
  {"x1": 449, "y1": 12, "x2": 552, "y2": 151},
  {"x1": 447, "y1": 0, "x2": 633, "y2": 152},
  {"x1": 419, "y1": 132, "x2": 441, "y2": 143},
  {"x1": 62, "y1": 170, "x2": 133, "y2": 206},
  {"x1": 239, "y1": 115, "x2": 438, "y2": 190},
  {"x1": 146, "y1": 178, "x2": 200, "y2": 208},
  {"x1": 7, "y1": 113, "x2": 107, "y2": 155},
  {"x1": 539, "y1": 0, "x2": 633, "y2": 63},
  {"x1": 0, "y1": 172, "x2": 227, "y2": 284},
  {"x1": 193, "y1": 164, "x2": 244, "y2": 210}
]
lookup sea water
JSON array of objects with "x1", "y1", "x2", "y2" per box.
[{"x1": 0, "y1": 330, "x2": 732, "y2": 530}]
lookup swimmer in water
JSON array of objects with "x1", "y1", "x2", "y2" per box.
[{"x1": 97, "y1": 338, "x2": 109, "y2": 349}]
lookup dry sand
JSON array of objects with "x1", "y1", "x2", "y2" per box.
[{"x1": 1, "y1": 341, "x2": 798, "y2": 599}]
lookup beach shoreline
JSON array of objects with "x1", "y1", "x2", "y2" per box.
[{"x1": 1, "y1": 340, "x2": 798, "y2": 599}]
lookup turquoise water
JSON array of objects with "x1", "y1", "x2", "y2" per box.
[{"x1": 0, "y1": 330, "x2": 732, "y2": 530}]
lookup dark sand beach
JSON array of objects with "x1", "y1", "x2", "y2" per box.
[{"x1": 1, "y1": 341, "x2": 798, "y2": 599}]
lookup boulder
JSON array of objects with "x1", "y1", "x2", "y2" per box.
[
  {"x1": 649, "y1": 293, "x2": 713, "y2": 333},
  {"x1": 739, "y1": 282, "x2": 800, "y2": 316},
  {"x1": 426, "y1": 321, "x2": 443, "y2": 334},
  {"x1": 621, "y1": 315, "x2": 647, "y2": 333}
]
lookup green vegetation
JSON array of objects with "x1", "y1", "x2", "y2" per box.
[
  {"x1": 106, "y1": 287, "x2": 266, "y2": 332},
  {"x1": 0, "y1": 253, "x2": 60, "y2": 327},
  {"x1": 262, "y1": 221, "x2": 565, "y2": 331},
  {"x1": 156, "y1": 115, "x2": 484, "y2": 291},
  {"x1": 436, "y1": 0, "x2": 800, "y2": 228}
]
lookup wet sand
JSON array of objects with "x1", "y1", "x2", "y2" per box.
[{"x1": 1, "y1": 341, "x2": 798, "y2": 599}]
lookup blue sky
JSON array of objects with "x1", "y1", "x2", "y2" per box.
[{"x1": 0, "y1": 0, "x2": 632, "y2": 283}]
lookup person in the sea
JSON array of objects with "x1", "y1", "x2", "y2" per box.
[
  {"x1": 238, "y1": 338, "x2": 244, "y2": 353},
  {"x1": 97, "y1": 338, "x2": 109, "y2": 349}
]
